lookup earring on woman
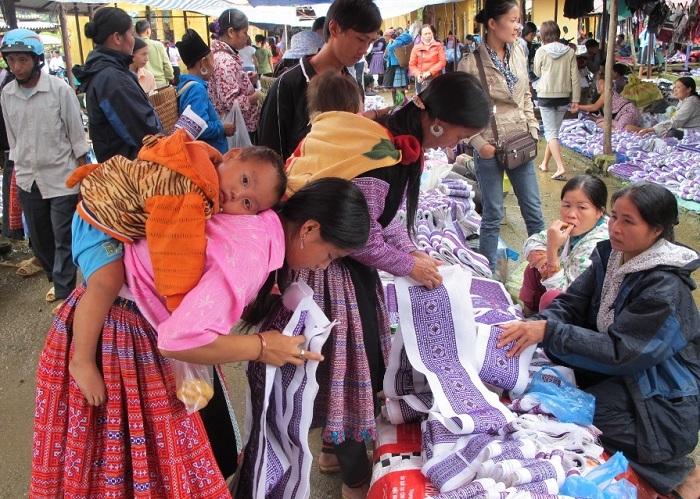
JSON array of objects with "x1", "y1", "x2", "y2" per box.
[
  {"x1": 200, "y1": 65, "x2": 209, "y2": 76},
  {"x1": 430, "y1": 123, "x2": 444, "y2": 137},
  {"x1": 300, "y1": 233, "x2": 306, "y2": 249}
]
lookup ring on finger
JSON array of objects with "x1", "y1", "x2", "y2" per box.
[{"x1": 299, "y1": 348, "x2": 306, "y2": 359}]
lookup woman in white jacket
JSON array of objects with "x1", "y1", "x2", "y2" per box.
[
  {"x1": 637, "y1": 76, "x2": 700, "y2": 138},
  {"x1": 533, "y1": 20, "x2": 579, "y2": 180}
]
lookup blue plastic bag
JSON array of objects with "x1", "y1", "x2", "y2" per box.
[
  {"x1": 527, "y1": 366, "x2": 595, "y2": 426},
  {"x1": 561, "y1": 453, "x2": 636, "y2": 499},
  {"x1": 560, "y1": 475, "x2": 605, "y2": 499}
]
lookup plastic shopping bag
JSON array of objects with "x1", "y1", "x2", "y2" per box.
[
  {"x1": 527, "y1": 366, "x2": 595, "y2": 426},
  {"x1": 561, "y1": 452, "x2": 636, "y2": 499},
  {"x1": 172, "y1": 359, "x2": 214, "y2": 414},
  {"x1": 223, "y1": 100, "x2": 252, "y2": 149}
]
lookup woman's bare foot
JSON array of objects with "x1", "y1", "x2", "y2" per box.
[
  {"x1": 318, "y1": 451, "x2": 340, "y2": 474},
  {"x1": 675, "y1": 465, "x2": 700, "y2": 499},
  {"x1": 538, "y1": 163, "x2": 549, "y2": 172},
  {"x1": 341, "y1": 481, "x2": 369, "y2": 499}
]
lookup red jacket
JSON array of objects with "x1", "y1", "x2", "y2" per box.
[{"x1": 409, "y1": 41, "x2": 446, "y2": 78}]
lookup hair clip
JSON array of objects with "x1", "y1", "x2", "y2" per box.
[{"x1": 411, "y1": 94, "x2": 425, "y2": 110}]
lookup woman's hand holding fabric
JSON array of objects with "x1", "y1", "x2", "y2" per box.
[
  {"x1": 497, "y1": 320, "x2": 546, "y2": 358},
  {"x1": 257, "y1": 331, "x2": 324, "y2": 367},
  {"x1": 409, "y1": 251, "x2": 443, "y2": 289},
  {"x1": 223, "y1": 122, "x2": 235, "y2": 136}
]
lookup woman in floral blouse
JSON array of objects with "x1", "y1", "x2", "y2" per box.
[
  {"x1": 520, "y1": 174, "x2": 609, "y2": 315},
  {"x1": 207, "y1": 8, "x2": 260, "y2": 143}
]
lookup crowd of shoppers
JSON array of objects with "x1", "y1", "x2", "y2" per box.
[{"x1": 0, "y1": 1, "x2": 698, "y2": 498}]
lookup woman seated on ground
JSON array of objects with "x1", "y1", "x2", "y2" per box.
[
  {"x1": 578, "y1": 75, "x2": 642, "y2": 131},
  {"x1": 519, "y1": 174, "x2": 608, "y2": 316},
  {"x1": 636, "y1": 76, "x2": 700, "y2": 138},
  {"x1": 30, "y1": 178, "x2": 371, "y2": 498},
  {"x1": 500, "y1": 181, "x2": 700, "y2": 499}
]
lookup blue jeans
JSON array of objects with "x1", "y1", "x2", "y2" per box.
[{"x1": 474, "y1": 152, "x2": 545, "y2": 271}]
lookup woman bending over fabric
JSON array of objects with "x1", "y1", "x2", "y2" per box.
[
  {"x1": 30, "y1": 178, "x2": 370, "y2": 499},
  {"x1": 519, "y1": 174, "x2": 608, "y2": 316},
  {"x1": 500, "y1": 181, "x2": 700, "y2": 499},
  {"x1": 275, "y1": 71, "x2": 491, "y2": 499},
  {"x1": 636, "y1": 77, "x2": 700, "y2": 138},
  {"x1": 578, "y1": 76, "x2": 642, "y2": 131},
  {"x1": 458, "y1": 0, "x2": 546, "y2": 273}
]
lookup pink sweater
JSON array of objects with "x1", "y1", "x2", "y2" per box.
[{"x1": 124, "y1": 210, "x2": 285, "y2": 351}]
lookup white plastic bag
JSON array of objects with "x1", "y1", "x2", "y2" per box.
[
  {"x1": 223, "y1": 100, "x2": 252, "y2": 149},
  {"x1": 172, "y1": 359, "x2": 214, "y2": 414}
]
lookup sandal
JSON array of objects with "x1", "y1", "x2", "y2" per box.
[
  {"x1": 17, "y1": 258, "x2": 43, "y2": 277},
  {"x1": 46, "y1": 286, "x2": 56, "y2": 303}
]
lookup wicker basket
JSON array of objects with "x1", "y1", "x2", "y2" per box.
[
  {"x1": 148, "y1": 85, "x2": 179, "y2": 133},
  {"x1": 395, "y1": 42, "x2": 414, "y2": 68}
]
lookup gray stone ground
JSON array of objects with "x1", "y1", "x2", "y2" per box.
[{"x1": 0, "y1": 145, "x2": 698, "y2": 498}]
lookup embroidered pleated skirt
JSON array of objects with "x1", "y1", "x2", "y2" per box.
[
  {"x1": 30, "y1": 285, "x2": 232, "y2": 499},
  {"x1": 292, "y1": 256, "x2": 391, "y2": 445}
]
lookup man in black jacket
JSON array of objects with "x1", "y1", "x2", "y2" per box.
[{"x1": 258, "y1": 0, "x2": 382, "y2": 161}]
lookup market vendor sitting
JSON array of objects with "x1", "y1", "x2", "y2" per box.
[
  {"x1": 636, "y1": 76, "x2": 700, "y2": 138},
  {"x1": 578, "y1": 75, "x2": 642, "y2": 131}
]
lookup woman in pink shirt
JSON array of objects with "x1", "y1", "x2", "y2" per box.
[{"x1": 30, "y1": 178, "x2": 370, "y2": 498}]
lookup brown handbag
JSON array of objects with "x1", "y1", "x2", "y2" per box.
[{"x1": 474, "y1": 50, "x2": 537, "y2": 170}]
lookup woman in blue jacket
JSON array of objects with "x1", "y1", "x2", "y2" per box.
[
  {"x1": 175, "y1": 29, "x2": 233, "y2": 154},
  {"x1": 73, "y1": 7, "x2": 162, "y2": 162},
  {"x1": 499, "y1": 182, "x2": 700, "y2": 499}
]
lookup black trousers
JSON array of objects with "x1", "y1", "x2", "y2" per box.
[
  {"x1": 17, "y1": 182, "x2": 77, "y2": 299},
  {"x1": 200, "y1": 369, "x2": 239, "y2": 479}
]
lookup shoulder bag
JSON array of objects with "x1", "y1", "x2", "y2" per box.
[{"x1": 474, "y1": 50, "x2": 538, "y2": 170}]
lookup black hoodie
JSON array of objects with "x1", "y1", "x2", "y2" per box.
[{"x1": 73, "y1": 46, "x2": 162, "y2": 162}]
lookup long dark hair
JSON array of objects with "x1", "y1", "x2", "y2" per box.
[
  {"x1": 242, "y1": 178, "x2": 370, "y2": 325},
  {"x1": 611, "y1": 181, "x2": 678, "y2": 243},
  {"x1": 384, "y1": 72, "x2": 490, "y2": 235},
  {"x1": 475, "y1": 0, "x2": 519, "y2": 25}
]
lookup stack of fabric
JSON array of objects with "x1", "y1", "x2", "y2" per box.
[
  {"x1": 398, "y1": 179, "x2": 491, "y2": 278},
  {"x1": 558, "y1": 118, "x2": 700, "y2": 206},
  {"x1": 371, "y1": 266, "x2": 606, "y2": 498}
]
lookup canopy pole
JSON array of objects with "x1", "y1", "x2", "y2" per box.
[
  {"x1": 628, "y1": 17, "x2": 636, "y2": 69},
  {"x1": 74, "y1": 3, "x2": 85, "y2": 65},
  {"x1": 58, "y1": 3, "x2": 75, "y2": 90},
  {"x1": 603, "y1": 0, "x2": 618, "y2": 156}
]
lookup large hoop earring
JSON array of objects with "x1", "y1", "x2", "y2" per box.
[{"x1": 430, "y1": 123, "x2": 444, "y2": 137}]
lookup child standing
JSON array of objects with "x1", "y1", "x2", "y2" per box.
[{"x1": 67, "y1": 129, "x2": 286, "y2": 405}]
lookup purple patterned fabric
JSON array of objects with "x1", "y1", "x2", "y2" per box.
[
  {"x1": 350, "y1": 177, "x2": 415, "y2": 276},
  {"x1": 385, "y1": 283, "x2": 399, "y2": 326},
  {"x1": 235, "y1": 283, "x2": 333, "y2": 499},
  {"x1": 405, "y1": 283, "x2": 510, "y2": 433}
]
